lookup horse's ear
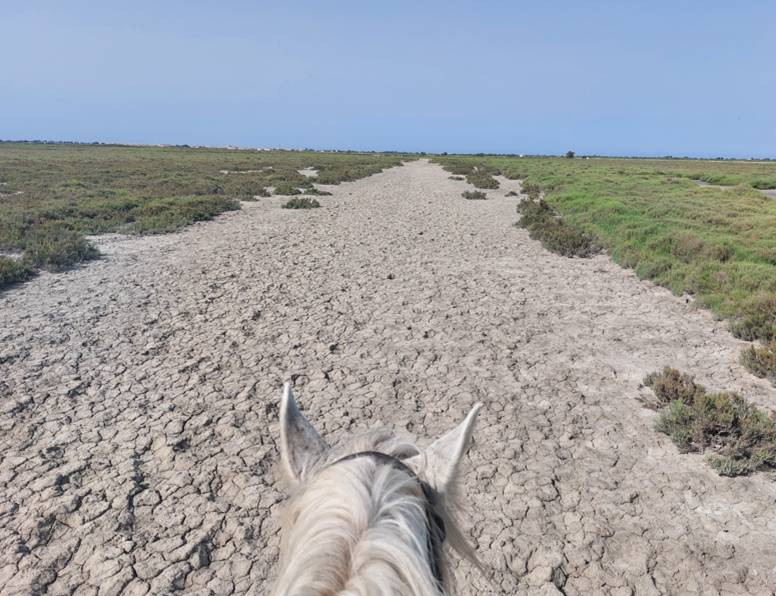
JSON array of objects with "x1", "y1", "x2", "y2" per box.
[
  {"x1": 279, "y1": 382, "x2": 329, "y2": 488},
  {"x1": 418, "y1": 403, "x2": 482, "y2": 493}
]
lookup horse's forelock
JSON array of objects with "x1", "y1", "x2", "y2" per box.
[{"x1": 273, "y1": 429, "x2": 456, "y2": 596}]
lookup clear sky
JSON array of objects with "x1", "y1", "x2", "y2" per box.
[{"x1": 3, "y1": 1, "x2": 775, "y2": 157}]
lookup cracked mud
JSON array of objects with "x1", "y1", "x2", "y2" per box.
[{"x1": 1, "y1": 160, "x2": 775, "y2": 595}]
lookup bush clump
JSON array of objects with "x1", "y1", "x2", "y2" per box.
[
  {"x1": 462, "y1": 190, "x2": 487, "y2": 200},
  {"x1": 741, "y1": 341, "x2": 776, "y2": 384},
  {"x1": 643, "y1": 367, "x2": 705, "y2": 406},
  {"x1": 282, "y1": 197, "x2": 320, "y2": 209},
  {"x1": 730, "y1": 294, "x2": 776, "y2": 342},
  {"x1": 521, "y1": 182, "x2": 542, "y2": 200},
  {"x1": 516, "y1": 199, "x2": 600, "y2": 257},
  {"x1": 305, "y1": 188, "x2": 332, "y2": 196},
  {"x1": 644, "y1": 367, "x2": 776, "y2": 476},
  {"x1": 22, "y1": 225, "x2": 100, "y2": 271},
  {"x1": 273, "y1": 183, "x2": 302, "y2": 196},
  {"x1": 466, "y1": 171, "x2": 499, "y2": 189},
  {"x1": 0, "y1": 257, "x2": 36, "y2": 289}
]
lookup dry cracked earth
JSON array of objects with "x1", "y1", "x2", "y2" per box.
[{"x1": 1, "y1": 160, "x2": 776, "y2": 595}]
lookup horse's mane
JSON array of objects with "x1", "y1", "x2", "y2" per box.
[{"x1": 273, "y1": 428, "x2": 476, "y2": 596}]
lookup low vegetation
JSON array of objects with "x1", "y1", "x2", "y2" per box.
[
  {"x1": 305, "y1": 188, "x2": 332, "y2": 196},
  {"x1": 282, "y1": 197, "x2": 320, "y2": 209},
  {"x1": 436, "y1": 155, "x2": 776, "y2": 344},
  {"x1": 438, "y1": 159, "x2": 499, "y2": 189},
  {"x1": 0, "y1": 257, "x2": 34, "y2": 287},
  {"x1": 516, "y1": 199, "x2": 600, "y2": 257},
  {"x1": 21, "y1": 225, "x2": 101, "y2": 270},
  {"x1": 466, "y1": 171, "x2": 499, "y2": 189},
  {"x1": 0, "y1": 143, "x2": 405, "y2": 289},
  {"x1": 741, "y1": 342, "x2": 776, "y2": 384},
  {"x1": 461, "y1": 190, "x2": 487, "y2": 200},
  {"x1": 644, "y1": 367, "x2": 776, "y2": 476}
]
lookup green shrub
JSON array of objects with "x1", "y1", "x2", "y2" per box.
[
  {"x1": 466, "y1": 171, "x2": 499, "y2": 189},
  {"x1": 750, "y1": 178, "x2": 776, "y2": 190},
  {"x1": 645, "y1": 368, "x2": 776, "y2": 476},
  {"x1": 521, "y1": 182, "x2": 541, "y2": 200},
  {"x1": 730, "y1": 294, "x2": 776, "y2": 342},
  {"x1": 741, "y1": 341, "x2": 776, "y2": 384},
  {"x1": 0, "y1": 257, "x2": 35, "y2": 289},
  {"x1": 305, "y1": 187, "x2": 332, "y2": 196},
  {"x1": 22, "y1": 225, "x2": 100, "y2": 271},
  {"x1": 643, "y1": 366, "x2": 705, "y2": 406},
  {"x1": 273, "y1": 183, "x2": 302, "y2": 196},
  {"x1": 516, "y1": 199, "x2": 600, "y2": 257},
  {"x1": 282, "y1": 197, "x2": 320, "y2": 209},
  {"x1": 462, "y1": 190, "x2": 487, "y2": 200}
]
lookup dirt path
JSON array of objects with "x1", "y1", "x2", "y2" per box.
[{"x1": 1, "y1": 160, "x2": 775, "y2": 595}]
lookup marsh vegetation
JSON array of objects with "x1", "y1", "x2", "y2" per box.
[{"x1": 0, "y1": 143, "x2": 404, "y2": 288}]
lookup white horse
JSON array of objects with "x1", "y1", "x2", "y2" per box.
[{"x1": 273, "y1": 383, "x2": 482, "y2": 596}]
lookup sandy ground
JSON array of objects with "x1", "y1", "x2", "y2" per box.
[
  {"x1": 694, "y1": 178, "x2": 776, "y2": 198},
  {"x1": 1, "y1": 160, "x2": 776, "y2": 595}
]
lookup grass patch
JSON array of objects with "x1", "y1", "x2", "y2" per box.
[
  {"x1": 742, "y1": 342, "x2": 776, "y2": 384},
  {"x1": 282, "y1": 197, "x2": 320, "y2": 209},
  {"x1": 462, "y1": 190, "x2": 487, "y2": 200},
  {"x1": 435, "y1": 154, "x2": 776, "y2": 342},
  {"x1": 516, "y1": 199, "x2": 600, "y2": 257},
  {"x1": 0, "y1": 143, "x2": 406, "y2": 290},
  {"x1": 644, "y1": 367, "x2": 776, "y2": 476}
]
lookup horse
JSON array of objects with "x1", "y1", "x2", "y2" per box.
[{"x1": 272, "y1": 382, "x2": 482, "y2": 595}]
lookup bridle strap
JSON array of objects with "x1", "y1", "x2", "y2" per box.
[{"x1": 327, "y1": 451, "x2": 446, "y2": 589}]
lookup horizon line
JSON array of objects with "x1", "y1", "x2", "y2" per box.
[{"x1": 1, "y1": 138, "x2": 774, "y2": 162}]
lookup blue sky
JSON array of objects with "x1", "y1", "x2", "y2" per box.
[{"x1": 3, "y1": 1, "x2": 775, "y2": 157}]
